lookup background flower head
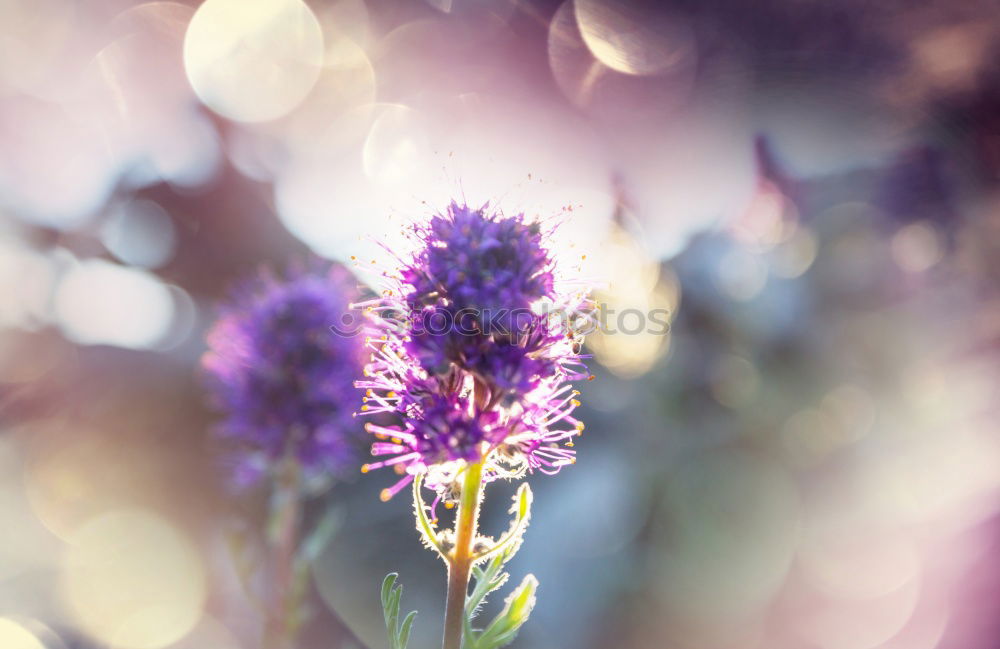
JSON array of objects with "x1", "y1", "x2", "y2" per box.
[{"x1": 203, "y1": 262, "x2": 365, "y2": 493}]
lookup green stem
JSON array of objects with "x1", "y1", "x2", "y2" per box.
[
  {"x1": 442, "y1": 461, "x2": 485, "y2": 649},
  {"x1": 265, "y1": 461, "x2": 303, "y2": 649}
]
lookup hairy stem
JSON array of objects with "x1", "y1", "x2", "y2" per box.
[{"x1": 442, "y1": 460, "x2": 485, "y2": 649}]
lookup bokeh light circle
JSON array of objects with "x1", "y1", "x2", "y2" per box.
[
  {"x1": 53, "y1": 259, "x2": 175, "y2": 350},
  {"x1": 0, "y1": 618, "x2": 46, "y2": 649},
  {"x1": 573, "y1": 0, "x2": 695, "y2": 77},
  {"x1": 100, "y1": 200, "x2": 177, "y2": 269},
  {"x1": 183, "y1": 0, "x2": 324, "y2": 123},
  {"x1": 60, "y1": 509, "x2": 206, "y2": 649}
]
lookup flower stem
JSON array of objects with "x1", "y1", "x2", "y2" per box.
[
  {"x1": 265, "y1": 460, "x2": 303, "y2": 649},
  {"x1": 442, "y1": 460, "x2": 485, "y2": 649}
]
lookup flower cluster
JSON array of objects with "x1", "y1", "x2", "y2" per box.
[
  {"x1": 355, "y1": 202, "x2": 593, "y2": 502},
  {"x1": 203, "y1": 264, "x2": 364, "y2": 492}
]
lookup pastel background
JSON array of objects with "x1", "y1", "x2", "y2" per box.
[{"x1": 1, "y1": 1, "x2": 999, "y2": 649}]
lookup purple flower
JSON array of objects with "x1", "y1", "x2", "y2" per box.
[
  {"x1": 356, "y1": 202, "x2": 593, "y2": 502},
  {"x1": 202, "y1": 263, "x2": 365, "y2": 493},
  {"x1": 405, "y1": 204, "x2": 555, "y2": 314}
]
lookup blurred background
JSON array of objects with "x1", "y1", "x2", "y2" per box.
[{"x1": 2, "y1": 0, "x2": 1000, "y2": 648}]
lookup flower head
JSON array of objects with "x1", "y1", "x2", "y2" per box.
[
  {"x1": 203, "y1": 263, "x2": 364, "y2": 492},
  {"x1": 356, "y1": 202, "x2": 593, "y2": 502},
  {"x1": 403, "y1": 204, "x2": 554, "y2": 314}
]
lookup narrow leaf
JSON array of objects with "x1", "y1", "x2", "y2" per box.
[
  {"x1": 381, "y1": 573, "x2": 397, "y2": 610},
  {"x1": 398, "y1": 610, "x2": 417, "y2": 649},
  {"x1": 479, "y1": 574, "x2": 539, "y2": 648},
  {"x1": 379, "y1": 573, "x2": 418, "y2": 649},
  {"x1": 473, "y1": 484, "x2": 533, "y2": 564},
  {"x1": 412, "y1": 475, "x2": 448, "y2": 560}
]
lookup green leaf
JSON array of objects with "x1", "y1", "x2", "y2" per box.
[
  {"x1": 398, "y1": 610, "x2": 417, "y2": 649},
  {"x1": 503, "y1": 575, "x2": 538, "y2": 625},
  {"x1": 472, "y1": 483, "x2": 533, "y2": 564},
  {"x1": 465, "y1": 552, "x2": 509, "y2": 623},
  {"x1": 412, "y1": 474, "x2": 448, "y2": 560},
  {"x1": 475, "y1": 575, "x2": 539, "y2": 649},
  {"x1": 381, "y1": 573, "x2": 397, "y2": 610},
  {"x1": 379, "y1": 572, "x2": 418, "y2": 649}
]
